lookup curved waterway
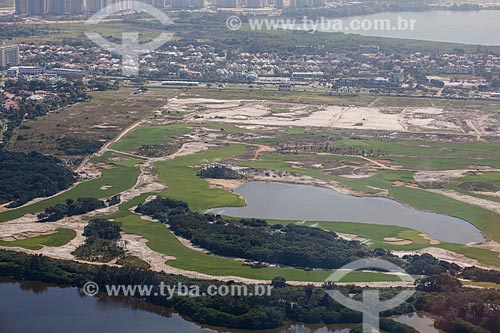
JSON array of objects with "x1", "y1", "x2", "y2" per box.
[
  {"x1": 0, "y1": 280, "x2": 438, "y2": 333},
  {"x1": 208, "y1": 181, "x2": 484, "y2": 244}
]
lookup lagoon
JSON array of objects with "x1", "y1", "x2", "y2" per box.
[
  {"x1": 209, "y1": 181, "x2": 484, "y2": 244},
  {"x1": 287, "y1": 10, "x2": 500, "y2": 46}
]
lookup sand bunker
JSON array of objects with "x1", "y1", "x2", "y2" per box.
[
  {"x1": 383, "y1": 237, "x2": 413, "y2": 246},
  {"x1": 419, "y1": 233, "x2": 441, "y2": 245}
]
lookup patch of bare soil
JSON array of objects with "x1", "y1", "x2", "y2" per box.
[
  {"x1": 336, "y1": 232, "x2": 368, "y2": 243},
  {"x1": 383, "y1": 237, "x2": 414, "y2": 246},
  {"x1": 338, "y1": 172, "x2": 375, "y2": 179},
  {"x1": 0, "y1": 214, "x2": 88, "y2": 260},
  {"x1": 414, "y1": 169, "x2": 473, "y2": 183},
  {"x1": 419, "y1": 233, "x2": 441, "y2": 245},
  {"x1": 473, "y1": 190, "x2": 500, "y2": 198},
  {"x1": 0, "y1": 230, "x2": 55, "y2": 241},
  {"x1": 121, "y1": 233, "x2": 176, "y2": 271},
  {"x1": 394, "y1": 247, "x2": 500, "y2": 271},
  {"x1": 253, "y1": 145, "x2": 275, "y2": 160},
  {"x1": 427, "y1": 189, "x2": 500, "y2": 214},
  {"x1": 472, "y1": 240, "x2": 500, "y2": 252},
  {"x1": 244, "y1": 168, "x2": 374, "y2": 197},
  {"x1": 206, "y1": 178, "x2": 246, "y2": 192},
  {"x1": 170, "y1": 141, "x2": 217, "y2": 158}
]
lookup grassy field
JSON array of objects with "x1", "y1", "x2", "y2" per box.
[
  {"x1": 111, "y1": 124, "x2": 193, "y2": 152},
  {"x1": 263, "y1": 219, "x2": 500, "y2": 267},
  {"x1": 98, "y1": 194, "x2": 403, "y2": 282},
  {"x1": 241, "y1": 151, "x2": 500, "y2": 242},
  {"x1": 0, "y1": 228, "x2": 76, "y2": 250},
  {"x1": 9, "y1": 88, "x2": 178, "y2": 161},
  {"x1": 0, "y1": 156, "x2": 141, "y2": 223},
  {"x1": 155, "y1": 144, "x2": 248, "y2": 212},
  {"x1": 237, "y1": 153, "x2": 500, "y2": 265}
]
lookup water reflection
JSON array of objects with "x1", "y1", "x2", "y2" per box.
[
  {"x1": 1, "y1": 280, "x2": 437, "y2": 333},
  {"x1": 209, "y1": 181, "x2": 484, "y2": 244}
]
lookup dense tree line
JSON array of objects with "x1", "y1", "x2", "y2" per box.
[
  {"x1": 197, "y1": 164, "x2": 243, "y2": 179},
  {"x1": 135, "y1": 197, "x2": 372, "y2": 269},
  {"x1": 416, "y1": 274, "x2": 500, "y2": 333},
  {"x1": 82, "y1": 219, "x2": 121, "y2": 240},
  {"x1": 402, "y1": 253, "x2": 461, "y2": 276},
  {"x1": 0, "y1": 25, "x2": 54, "y2": 41},
  {"x1": 55, "y1": 137, "x2": 102, "y2": 156},
  {"x1": 72, "y1": 219, "x2": 124, "y2": 262},
  {"x1": 461, "y1": 267, "x2": 500, "y2": 284},
  {"x1": 37, "y1": 198, "x2": 106, "y2": 222},
  {"x1": 0, "y1": 250, "x2": 417, "y2": 332},
  {"x1": 0, "y1": 150, "x2": 75, "y2": 207},
  {"x1": 2, "y1": 249, "x2": 500, "y2": 332}
]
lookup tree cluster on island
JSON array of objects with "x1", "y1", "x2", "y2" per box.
[
  {"x1": 197, "y1": 164, "x2": 243, "y2": 179},
  {"x1": 37, "y1": 196, "x2": 120, "y2": 222},
  {"x1": 72, "y1": 219, "x2": 124, "y2": 262},
  {"x1": 135, "y1": 197, "x2": 372, "y2": 270}
]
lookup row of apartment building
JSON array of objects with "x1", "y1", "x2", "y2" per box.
[
  {"x1": 0, "y1": 46, "x2": 20, "y2": 68},
  {"x1": 15, "y1": 0, "x2": 168, "y2": 15},
  {"x1": 15, "y1": 0, "x2": 327, "y2": 14}
]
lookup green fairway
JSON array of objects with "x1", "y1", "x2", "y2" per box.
[
  {"x1": 111, "y1": 124, "x2": 193, "y2": 152},
  {"x1": 265, "y1": 219, "x2": 500, "y2": 267},
  {"x1": 241, "y1": 152, "x2": 500, "y2": 243},
  {"x1": 101, "y1": 195, "x2": 403, "y2": 282},
  {"x1": 155, "y1": 144, "x2": 248, "y2": 212},
  {"x1": 0, "y1": 228, "x2": 76, "y2": 250},
  {"x1": 0, "y1": 156, "x2": 141, "y2": 223}
]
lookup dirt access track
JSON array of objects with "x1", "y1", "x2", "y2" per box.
[{"x1": 168, "y1": 98, "x2": 500, "y2": 136}]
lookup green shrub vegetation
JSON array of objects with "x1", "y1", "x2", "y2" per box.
[
  {"x1": 72, "y1": 219, "x2": 124, "y2": 262},
  {"x1": 37, "y1": 198, "x2": 106, "y2": 222},
  {"x1": 0, "y1": 151, "x2": 75, "y2": 207},
  {"x1": 135, "y1": 197, "x2": 372, "y2": 270}
]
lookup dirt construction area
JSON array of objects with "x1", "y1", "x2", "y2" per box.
[{"x1": 168, "y1": 98, "x2": 500, "y2": 135}]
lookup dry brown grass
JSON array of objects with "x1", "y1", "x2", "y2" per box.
[{"x1": 9, "y1": 88, "x2": 179, "y2": 162}]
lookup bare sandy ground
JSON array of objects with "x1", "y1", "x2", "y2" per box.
[
  {"x1": 419, "y1": 233, "x2": 441, "y2": 245},
  {"x1": 394, "y1": 247, "x2": 500, "y2": 271},
  {"x1": 0, "y1": 214, "x2": 88, "y2": 259},
  {"x1": 383, "y1": 237, "x2": 413, "y2": 246},
  {"x1": 172, "y1": 98, "x2": 493, "y2": 134},
  {"x1": 427, "y1": 188, "x2": 500, "y2": 215},
  {"x1": 246, "y1": 169, "x2": 370, "y2": 197},
  {"x1": 169, "y1": 141, "x2": 216, "y2": 158},
  {"x1": 474, "y1": 190, "x2": 500, "y2": 198},
  {"x1": 414, "y1": 169, "x2": 474, "y2": 183},
  {"x1": 336, "y1": 232, "x2": 368, "y2": 243},
  {"x1": 206, "y1": 178, "x2": 247, "y2": 192}
]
